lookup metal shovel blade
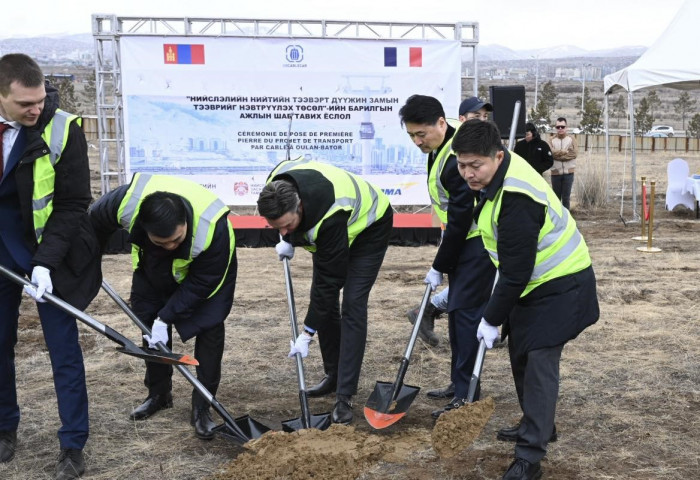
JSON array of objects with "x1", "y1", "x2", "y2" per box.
[
  {"x1": 363, "y1": 380, "x2": 421, "y2": 429},
  {"x1": 281, "y1": 413, "x2": 333, "y2": 433},
  {"x1": 212, "y1": 415, "x2": 272, "y2": 445},
  {"x1": 115, "y1": 346, "x2": 199, "y2": 366}
]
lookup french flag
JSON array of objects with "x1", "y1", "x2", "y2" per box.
[
  {"x1": 164, "y1": 44, "x2": 205, "y2": 64},
  {"x1": 384, "y1": 47, "x2": 422, "y2": 67}
]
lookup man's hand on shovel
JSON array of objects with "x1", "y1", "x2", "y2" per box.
[
  {"x1": 144, "y1": 318, "x2": 169, "y2": 349},
  {"x1": 476, "y1": 318, "x2": 499, "y2": 349},
  {"x1": 288, "y1": 331, "x2": 313, "y2": 358}
]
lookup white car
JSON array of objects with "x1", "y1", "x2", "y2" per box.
[{"x1": 648, "y1": 125, "x2": 675, "y2": 137}]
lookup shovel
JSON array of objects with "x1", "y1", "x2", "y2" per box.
[
  {"x1": 0, "y1": 264, "x2": 198, "y2": 367},
  {"x1": 364, "y1": 283, "x2": 432, "y2": 429},
  {"x1": 279, "y1": 254, "x2": 331, "y2": 432},
  {"x1": 100, "y1": 280, "x2": 271, "y2": 445}
]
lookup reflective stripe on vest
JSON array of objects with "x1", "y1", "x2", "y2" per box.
[
  {"x1": 33, "y1": 110, "x2": 79, "y2": 242},
  {"x1": 478, "y1": 153, "x2": 591, "y2": 296},
  {"x1": 268, "y1": 158, "x2": 389, "y2": 251},
  {"x1": 427, "y1": 119, "x2": 461, "y2": 224},
  {"x1": 426, "y1": 119, "x2": 479, "y2": 239},
  {"x1": 118, "y1": 173, "x2": 234, "y2": 295}
]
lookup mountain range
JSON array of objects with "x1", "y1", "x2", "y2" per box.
[{"x1": 0, "y1": 33, "x2": 647, "y2": 64}]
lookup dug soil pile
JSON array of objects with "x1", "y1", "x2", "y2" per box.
[{"x1": 432, "y1": 396, "x2": 496, "y2": 458}]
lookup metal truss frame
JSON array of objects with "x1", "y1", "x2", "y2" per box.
[{"x1": 92, "y1": 14, "x2": 479, "y2": 193}]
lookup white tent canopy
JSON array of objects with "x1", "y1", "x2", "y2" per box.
[
  {"x1": 604, "y1": 0, "x2": 700, "y2": 94},
  {"x1": 603, "y1": 0, "x2": 700, "y2": 218}
]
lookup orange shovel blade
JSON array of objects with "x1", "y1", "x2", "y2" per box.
[
  {"x1": 363, "y1": 406, "x2": 407, "y2": 429},
  {"x1": 177, "y1": 354, "x2": 199, "y2": 366}
]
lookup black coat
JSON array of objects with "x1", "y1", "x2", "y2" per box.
[
  {"x1": 12, "y1": 85, "x2": 101, "y2": 310},
  {"x1": 513, "y1": 135, "x2": 553, "y2": 174},
  {"x1": 89, "y1": 183, "x2": 236, "y2": 340},
  {"x1": 474, "y1": 151, "x2": 599, "y2": 355}
]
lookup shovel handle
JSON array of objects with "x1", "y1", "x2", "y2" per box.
[
  {"x1": 466, "y1": 339, "x2": 487, "y2": 403},
  {"x1": 0, "y1": 264, "x2": 138, "y2": 347},
  {"x1": 280, "y1": 247, "x2": 313, "y2": 429},
  {"x1": 100, "y1": 280, "x2": 251, "y2": 441},
  {"x1": 404, "y1": 284, "x2": 433, "y2": 359}
]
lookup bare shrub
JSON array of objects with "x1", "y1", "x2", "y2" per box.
[{"x1": 574, "y1": 151, "x2": 607, "y2": 209}]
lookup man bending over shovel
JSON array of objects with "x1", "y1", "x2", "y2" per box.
[
  {"x1": 453, "y1": 120, "x2": 599, "y2": 480},
  {"x1": 257, "y1": 158, "x2": 392, "y2": 425},
  {"x1": 89, "y1": 173, "x2": 237, "y2": 440}
]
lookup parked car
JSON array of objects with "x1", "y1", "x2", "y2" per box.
[
  {"x1": 648, "y1": 125, "x2": 675, "y2": 137},
  {"x1": 643, "y1": 131, "x2": 669, "y2": 138}
]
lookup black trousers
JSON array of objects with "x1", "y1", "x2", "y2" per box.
[
  {"x1": 447, "y1": 235, "x2": 496, "y2": 399},
  {"x1": 509, "y1": 341, "x2": 565, "y2": 463},
  {"x1": 317, "y1": 245, "x2": 388, "y2": 396},
  {"x1": 130, "y1": 271, "x2": 234, "y2": 407}
]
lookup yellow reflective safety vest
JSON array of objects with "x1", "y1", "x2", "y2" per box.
[
  {"x1": 478, "y1": 153, "x2": 592, "y2": 296},
  {"x1": 268, "y1": 158, "x2": 390, "y2": 252},
  {"x1": 117, "y1": 173, "x2": 235, "y2": 297},
  {"x1": 32, "y1": 110, "x2": 80, "y2": 243},
  {"x1": 426, "y1": 119, "x2": 479, "y2": 239}
]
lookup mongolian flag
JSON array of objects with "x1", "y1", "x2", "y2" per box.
[{"x1": 164, "y1": 44, "x2": 205, "y2": 64}]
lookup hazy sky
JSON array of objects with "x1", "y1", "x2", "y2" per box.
[{"x1": 0, "y1": 0, "x2": 687, "y2": 51}]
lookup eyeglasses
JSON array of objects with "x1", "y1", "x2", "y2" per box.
[{"x1": 555, "y1": 126, "x2": 566, "y2": 130}]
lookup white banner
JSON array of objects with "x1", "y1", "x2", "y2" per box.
[{"x1": 120, "y1": 36, "x2": 461, "y2": 205}]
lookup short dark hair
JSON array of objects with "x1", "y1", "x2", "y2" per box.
[
  {"x1": 398, "y1": 94, "x2": 445, "y2": 127},
  {"x1": 257, "y1": 179, "x2": 300, "y2": 220},
  {"x1": 0, "y1": 53, "x2": 44, "y2": 96},
  {"x1": 556, "y1": 117, "x2": 567, "y2": 124},
  {"x1": 525, "y1": 122, "x2": 537, "y2": 134},
  {"x1": 139, "y1": 191, "x2": 187, "y2": 238},
  {"x1": 452, "y1": 119, "x2": 504, "y2": 157}
]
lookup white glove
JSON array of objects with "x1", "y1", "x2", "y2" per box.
[
  {"x1": 143, "y1": 318, "x2": 169, "y2": 349},
  {"x1": 476, "y1": 318, "x2": 500, "y2": 349},
  {"x1": 424, "y1": 267, "x2": 443, "y2": 291},
  {"x1": 288, "y1": 332, "x2": 313, "y2": 358},
  {"x1": 24, "y1": 266, "x2": 53, "y2": 303},
  {"x1": 275, "y1": 240, "x2": 295, "y2": 261}
]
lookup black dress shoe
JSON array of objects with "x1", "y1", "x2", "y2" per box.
[
  {"x1": 431, "y1": 397, "x2": 467, "y2": 419},
  {"x1": 426, "y1": 382, "x2": 455, "y2": 399},
  {"x1": 0, "y1": 430, "x2": 17, "y2": 463},
  {"x1": 129, "y1": 392, "x2": 173, "y2": 420},
  {"x1": 55, "y1": 448, "x2": 85, "y2": 480},
  {"x1": 191, "y1": 406, "x2": 217, "y2": 440},
  {"x1": 307, "y1": 374, "x2": 337, "y2": 398},
  {"x1": 497, "y1": 421, "x2": 557, "y2": 442},
  {"x1": 331, "y1": 394, "x2": 353, "y2": 425},
  {"x1": 502, "y1": 457, "x2": 542, "y2": 480}
]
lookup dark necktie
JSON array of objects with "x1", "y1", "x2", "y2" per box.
[{"x1": 0, "y1": 122, "x2": 11, "y2": 180}]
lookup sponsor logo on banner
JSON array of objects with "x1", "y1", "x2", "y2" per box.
[
  {"x1": 234, "y1": 182, "x2": 249, "y2": 196},
  {"x1": 164, "y1": 44, "x2": 205, "y2": 64},
  {"x1": 284, "y1": 45, "x2": 307, "y2": 68},
  {"x1": 383, "y1": 47, "x2": 422, "y2": 67},
  {"x1": 381, "y1": 181, "x2": 420, "y2": 196}
]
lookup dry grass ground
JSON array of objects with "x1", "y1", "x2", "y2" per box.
[{"x1": 0, "y1": 150, "x2": 698, "y2": 479}]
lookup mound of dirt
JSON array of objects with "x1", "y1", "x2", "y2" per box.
[
  {"x1": 431, "y1": 397, "x2": 495, "y2": 458},
  {"x1": 211, "y1": 424, "x2": 390, "y2": 479}
]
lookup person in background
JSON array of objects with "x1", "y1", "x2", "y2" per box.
[
  {"x1": 459, "y1": 96, "x2": 493, "y2": 122},
  {"x1": 547, "y1": 117, "x2": 578, "y2": 209},
  {"x1": 0, "y1": 53, "x2": 102, "y2": 480},
  {"x1": 453, "y1": 119, "x2": 599, "y2": 480},
  {"x1": 398, "y1": 95, "x2": 496, "y2": 417},
  {"x1": 257, "y1": 158, "x2": 392, "y2": 425},
  {"x1": 89, "y1": 173, "x2": 237, "y2": 441},
  {"x1": 514, "y1": 122, "x2": 553, "y2": 175}
]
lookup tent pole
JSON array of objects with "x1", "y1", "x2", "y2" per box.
[
  {"x1": 628, "y1": 92, "x2": 637, "y2": 220},
  {"x1": 604, "y1": 94, "x2": 610, "y2": 203}
]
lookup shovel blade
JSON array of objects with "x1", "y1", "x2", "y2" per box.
[
  {"x1": 364, "y1": 380, "x2": 420, "y2": 429},
  {"x1": 281, "y1": 413, "x2": 333, "y2": 433},
  {"x1": 115, "y1": 346, "x2": 199, "y2": 366},
  {"x1": 212, "y1": 414, "x2": 271, "y2": 445}
]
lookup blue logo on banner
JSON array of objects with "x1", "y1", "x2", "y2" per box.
[{"x1": 286, "y1": 45, "x2": 304, "y2": 62}]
